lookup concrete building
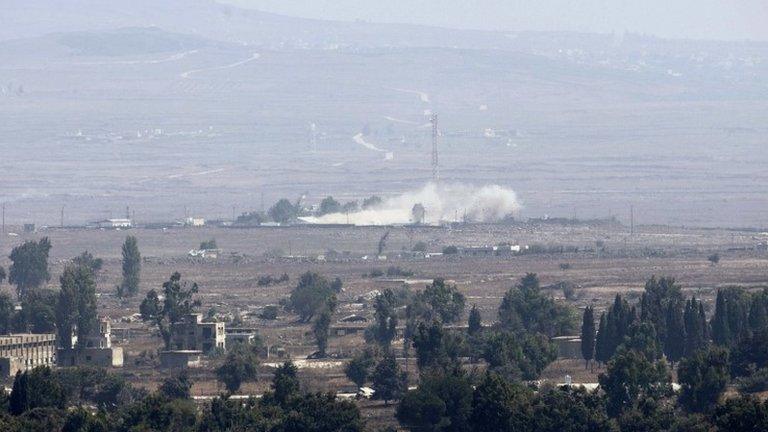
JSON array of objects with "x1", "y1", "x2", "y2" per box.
[
  {"x1": 170, "y1": 313, "x2": 225, "y2": 353},
  {"x1": 94, "y1": 219, "x2": 132, "y2": 229},
  {"x1": 57, "y1": 319, "x2": 124, "y2": 368},
  {"x1": 160, "y1": 350, "x2": 203, "y2": 369},
  {"x1": 552, "y1": 336, "x2": 582, "y2": 359},
  {"x1": 0, "y1": 333, "x2": 57, "y2": 377}
]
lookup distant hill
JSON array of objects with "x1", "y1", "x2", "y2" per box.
[
  {"x1": 57, "y1": 27, "x2": 209, "y2": 57},
  {"x1": 0, "y1": 0, "x2": 516, "y2": 49}
]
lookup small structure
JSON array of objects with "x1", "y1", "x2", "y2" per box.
[
  {"x1": 160, "y1": 350, "x2": 203, "y2": 369},
  {"x1": 551, "y1": 335, "x2": 582, "y2": 359},
  {"x1": 0, "y1": 333, "x2": 57, "y2": 377},
  {"x1": 57, "y1": 318, "x2": 124, "y2": 368},
  {"x1": 188, "y1": 249, "x2": 220, "y2": 259},
  {"x1": 95, "y1": 219, "x2": 132, "y2": 229},
  {"x1": 183, "y1": 217, "x2": 205, "y2": 227},
  {"x1": 170, "y1": 313, "x2": 225, "y2": 353}
]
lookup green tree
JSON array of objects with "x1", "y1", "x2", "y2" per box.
[
  {"x1": 216, "y1": 344, "x2": 259, "y2": 394},
  {"x1": 420, "y1": 278, "x2": 465, "y2": 324},
  {"x1": 313, "y1": 309, "x2": 332, "y2": 357},
  {"x1": 581, "y1": 306, "x2": 596, "y2": 369},
  {"x1": 600, "y1": 294, "x2": 636, "y2": 361},
  {"x1": 684, "y1": 297, "x2": 709, "y2": 357},
  {"x1": 621, "y1": 321, "x2": 662, "y2": 361},
  {"x1": 372, "y1": 288, "x2": 398, "y2": 349},
  {"x1": 664, "y1": 299, "x2": 686, "y2": 365},
  {"x1": 595, "y1": 312, "x2": 609, "y2": 363},
  {"x1": 8, "y1": 237, "x2": 52, "y2": 299},
  {"x1": 712, "y1": 395, "x2": 768, "y2": 431},
  {"x1": 288, "y1": 272, "x2": 339, "y2": 322},
  {"x1": 0, "y1": 265, "x2": 7, "y2": 285},
  {"x1": 397, "y1": 368, "x2": 473, "y2": 432},
  {"x1": 470, "y1": 372, "x2": 531, "y2": 432},
  {"x1": 677, "y1": 346, "x2": 729, "y2": 412},
  {"x1": 19, "y1": 289, "x2": 58, "y2": 332},
  {"x1": 482, "y1": 331, "x2": 557, "y2": 380},
  {"x1": 140, "y1": 272, "x2": 200, "y2": 350},
  {"x1": 0, "y1": 293, "x2": 15, "y2": 334},
  {"x1": 159, "y1": 370, "x2": 192, "y2": 399},
  {"x1": 498, "y1": 273, "x2": 578, "y2": 337},
  {"x1": 318, "y1": 196, "x2": 341, "y2": 216},
  {"x1": 118, "y1": 236, "x2": 141, "y2": 298},
  {"x1": 598, "y1": 348, "x2": 672, "y2": 416},
  {"x1": 468, "y1": 304, "x2": 482, "y2": 336},
  {"x1": 271, "y1": 361, "x2": 300, "y2": 407},
  {"x1": 72, "y1": 251, "x2": 103, "y2": 274},
  {"x1": 345, "y1": 349, "x2": 375, "y2": 388},
  {"x1": 56, "y1": 263, "x2": 98, "y2": 349},
  {"x1": 268, "y1": 199, "x2": 297, "y2": 224},
  {"x1": 9, "y1": 367, "x2": 67, "y2": 415},
  {"x1": 639, "y1": 276, "x2": 683, "y2": 348},
  {"x1": 531, "y1": 386, "x2": 613, "y2": 432},
  {"x1": 748, "y1": 290, "x2": 768, "y2": 332},
  {"x1": 412, "y1": 320, "x2": 466, "y2": 370},
  {"x1": 371, "y1": 354, "x2": 406, "y2": 405},
  {"x1": 62, "y1": 407, "x2": 108, "y2": 432}
]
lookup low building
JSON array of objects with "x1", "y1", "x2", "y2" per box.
[
  {"x1": 183, "y1": 217, "x2": 206, "y2": 227},
  {"x1": 551, "y1": 336, "x2": 582, "y2": 359},
  {"x1": 160, "y1": 350, "x2": 203, "y2": 369},
  {"x1": 0, "y1": 333, "x2": 57, "y2": 377},
  {"x1": 170, "y1": 314, "x2": 226, "y2": 353},
  {"x1": 94, "y1": 219, "x2": 132, "y2": 229},
  {"x1": 57, "y1": 319, "x2": 124, "y2": 368}
]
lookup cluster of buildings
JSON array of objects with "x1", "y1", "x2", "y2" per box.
[
  {"x1": 0, "y1": 313, "x2": 260, "y2": 377},
  {"x1": 0, "y1": 318, "x2": 122, "y2": 378}
]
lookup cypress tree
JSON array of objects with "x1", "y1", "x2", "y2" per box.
[
  {"x1": 749, "y1": 292, "x2": 768, "y2": 332},
  {"x1": 595, "y1": 312, "x2": 608, "y2": 363},
  {"x1": 581, "y1": 306, "x2": 596, "y2": 368},
  {"x1": 664, "y1": 299, "x2": 685, "y2": 364},
  {"x1": 118, "y1": 236, "x2": 141, "y2": 298},
  {"x1": 711, "y1": 291, "x2": 730, "y2": 346},
  {"x1": 468, "y1": 304, "x2": 483, "y2": 336},
  {"x1": 684, "y1": 297, "x2": 706, "y2": 357}
]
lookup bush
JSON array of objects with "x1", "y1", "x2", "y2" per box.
[
  {"x1": 386, "y1": 266, "x2": 414, "y2": 277},
  {"x1": 364, "y1": 269, "x2": 385, "y2": 278},
  {"x1": 442, "y1": 246, "x2": 459, "y2": 255},
  {"x1": 736, "y1": 367, "x2": 768, "y2": 393},
  {"x1": 259, "y1": 305, "x2": 279, "y2": 320}
]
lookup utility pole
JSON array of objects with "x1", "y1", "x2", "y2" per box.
[
  {"x1": 431, "y1": 114, "x2": 439, "y2": 182},
  {"x1": 232, "y1": 205, "x2": 236, "y2": 221},
  {"x1": 630, "y1": 205, "x2": 634, "y2": 236},
  {"x1": 60, "y1": 205, "x2": 65, "y2": 228},
  {"x1": 2, "y1": 203, "x2": 5, "y2": 234}
]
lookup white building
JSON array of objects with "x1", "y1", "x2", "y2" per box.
[{"x1": 95, "y1": 219, "x2": 132, "y2": 229}]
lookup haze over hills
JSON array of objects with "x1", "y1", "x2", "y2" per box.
[{"x1": 1, "y1": 2, "x2": 768, "y2": 227}]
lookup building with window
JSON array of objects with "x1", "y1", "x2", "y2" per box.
[
  {"x1": 170, "y1": 313, "x2": 226, "y2": 353},
  {"x1": 0, "y1": 333, "x2": 57, "y2": 377},
  {"x1": 57, "y1": 318, "x2": 124, "y2": 368}
]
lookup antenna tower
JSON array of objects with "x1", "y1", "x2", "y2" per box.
[{"x1": 431, "y1": 114, "x2": 439, "y2": 181}]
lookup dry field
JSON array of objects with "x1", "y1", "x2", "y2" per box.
[{"x1": 0, "y1": 222, "x2": 767, "y2": 403}]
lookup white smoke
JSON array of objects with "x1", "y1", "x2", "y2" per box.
[{"x1": 300, "y1": 182, "x2": 521, "y2": 226}]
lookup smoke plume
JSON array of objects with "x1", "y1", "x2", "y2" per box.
[{"x1": 300, "y1": 182, "x2": 521, "y2": 226}]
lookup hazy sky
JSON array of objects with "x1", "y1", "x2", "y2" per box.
[{"x1": 222, "y1": 0, "x2": 768, "y2": 41}]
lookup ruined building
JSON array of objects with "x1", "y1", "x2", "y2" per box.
[{"x1": 0, "y1": 333, "x2": 57, "y2": 377}]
